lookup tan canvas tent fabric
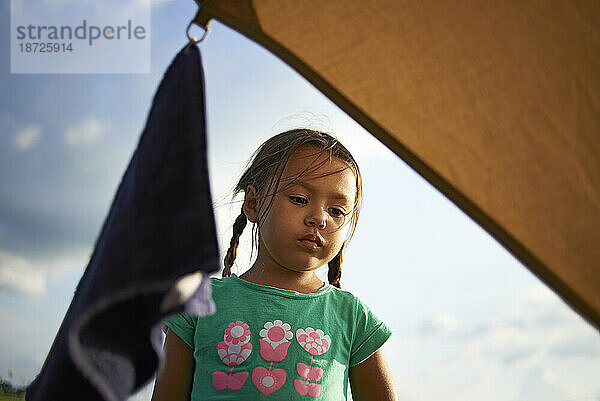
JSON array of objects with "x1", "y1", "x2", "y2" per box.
[{"x1": 193, "y1": 0, "x2": 600, "y2": 331}]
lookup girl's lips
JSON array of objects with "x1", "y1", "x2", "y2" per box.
[{"x1": 299, "y1": 239, "x2": 319, "y2": 249}]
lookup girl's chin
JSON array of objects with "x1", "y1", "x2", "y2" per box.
[
  {"x1": 269, "y1": 252, "x2": 328, "y2": 272},
  {"x1": 279, "y1": 260, "x2": 325, "y2": 273}
]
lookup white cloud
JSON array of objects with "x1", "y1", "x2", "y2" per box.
[
  {"x1": 542, "y1": 366, "x2": 599, "y2": 401},
  {"x1": 0, "y1": 250, "x2": 46, "y2": 297},
  {"x1": 0, "y1": 245, "x2": 89, "y2": 298},
  {"x1": 418, "y1": 312, "x2": 462, "y2": 336},
  {"x1": 13, "y1": 124, "x2": 42, "y2": 151},
  {"x1": 0, "y1": 112, "x2": 42, "y2": 151},
  {"x1": 64, "y1": 117, "x2": 106, "y2": 148},
  {"x1": 385, "y1": 285, "x2": 600, "y2": 400}
]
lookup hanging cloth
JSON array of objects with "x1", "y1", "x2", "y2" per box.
[{"x1": 26, "y1": 44, "x2": 219, "y2": 401}]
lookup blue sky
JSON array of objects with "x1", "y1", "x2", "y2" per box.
[{"x1": 1, "y1": 1, "x2": 599, "y2": 400}]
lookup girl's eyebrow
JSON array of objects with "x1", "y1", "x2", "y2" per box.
[{"x1": 289, "y1": 181, "x2": 351, "y2": 201}]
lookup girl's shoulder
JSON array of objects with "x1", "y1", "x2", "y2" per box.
[
  {"x1": 208, "y1": 274, "x2": 234, "y2": 287},
  {"x1": 208, "y1": 274, "x2": 248, "y2": 293}
]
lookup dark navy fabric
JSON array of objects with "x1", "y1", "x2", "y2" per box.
[{"x1": 26, "y1": 44, "x2": 219, "y2": 401}]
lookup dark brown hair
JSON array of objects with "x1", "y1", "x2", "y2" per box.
[{"x1": 223, "y1": 129, "x2": 362, "y2": 288}]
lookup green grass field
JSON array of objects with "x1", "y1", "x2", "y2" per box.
[{"x1": 0, "y1": 394, "x2": 25, "y2": 401}]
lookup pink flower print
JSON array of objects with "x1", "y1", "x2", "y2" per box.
[
  {"x1": 259, "y1": 339, "x2": 291, "y2": 362},
  {"x1": 213, "y1": 321, "x2": 252, "y2": 392},
  {"x1": 295, "y1": 328, "x2": 328, "y2": 398},
  {"x1": 217, "y1": 321, "x2": 252, "y2": 367},
  {"x1": 296, "y1": 328, "x2": 331, "y2": 356},
  {"x1": 224, "y1": 321, "x2": 251, "y2": 346},
  {"x1": 259, "y1": 320, "x2": 293, "y2": 348},
  {"x1": 258, "y1": 320, "x2": 293, "y2": 362},
  {"x1": 217, "y1": 341, "x2": 252, "y2": 367},
  {"x1": 251, "y1": 366, "x2": 286, "y2": 396},
  {"x1": 251, "y1": 320, "x2": 291, "y2": 395}
]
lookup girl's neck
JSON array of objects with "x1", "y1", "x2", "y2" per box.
[{"x1": 239, "y1": 258, "x2": 324, "y2": 294}]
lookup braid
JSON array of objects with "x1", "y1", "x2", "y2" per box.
[
  {"x1": 223, "y1": 206, "x2": 247, "y2": 277},
  {"x1": 327, "y1": 244, "x2": 344, "y2": 288}
]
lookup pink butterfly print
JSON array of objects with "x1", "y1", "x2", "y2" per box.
[
  {"x1": 212, "y1": 371, "x2": 249, "y2": 391},
  {"x1": 294, "y1": 379, "x2": 322, "y2": 398}
]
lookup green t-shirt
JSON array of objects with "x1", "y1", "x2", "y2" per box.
[{"x1": 163, "y1": 274, "x2": 392, "y2": 400}]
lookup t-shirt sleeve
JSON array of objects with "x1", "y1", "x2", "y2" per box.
[
  {"x1": 349, "y1": 297, "x2": 392, "y2": 367},
  {"x1": 163, "y1": 312, "x2": 197, "y2": 349}
]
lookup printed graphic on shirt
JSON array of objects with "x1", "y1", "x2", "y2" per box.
[
  {"x1": 213, "y1": 321, "x2": 252, "y2": 391},
  {"x1": 252, "y1": 320, "x2": 293, "y2": 395},
  {"x1": 294, "y1": 327, "x2": 331, "y2": 398}
]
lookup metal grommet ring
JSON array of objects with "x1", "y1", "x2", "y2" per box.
[{"x1": 186, "y1": 18, "x2": 209, "y2": 46}]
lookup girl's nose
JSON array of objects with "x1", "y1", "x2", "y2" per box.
[{"x1": 305, "y1": 209, "x2": 327, "y2": 229}]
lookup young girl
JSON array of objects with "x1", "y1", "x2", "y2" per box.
[{"x1": 152, "y1": 129, "x2": 396, "y2": 400}]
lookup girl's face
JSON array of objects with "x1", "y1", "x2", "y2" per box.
[{"x1": 245, "y1": 146, "x2": 357, "y2": 275}]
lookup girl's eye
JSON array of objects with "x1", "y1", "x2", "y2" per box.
[
  {"x1": 329, "y1": 208, "x2": 346, "y2": 217},
  {"x1": 290, "y1": 196, "x2": 307, "y2": 205}
]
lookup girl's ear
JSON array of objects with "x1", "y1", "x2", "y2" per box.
[{"x1": 243, "y1": 185, "x2": 259, "y2": 223}]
